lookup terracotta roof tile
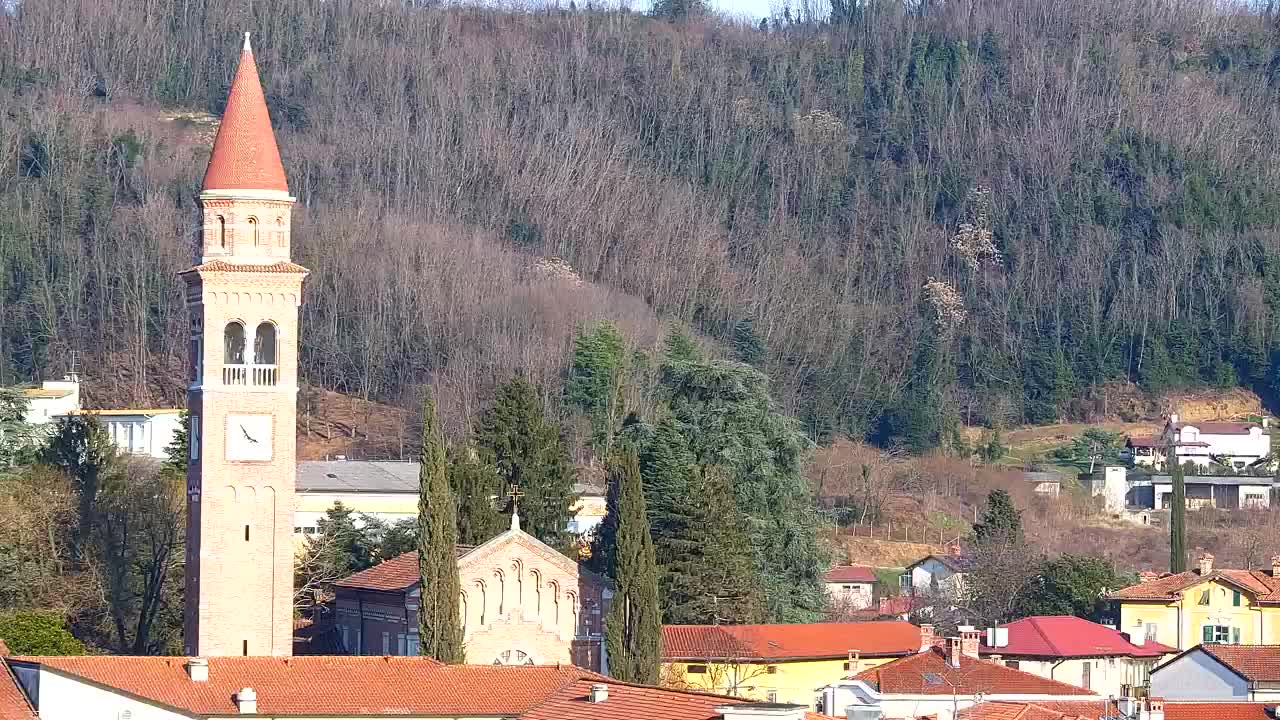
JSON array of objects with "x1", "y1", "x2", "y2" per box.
[
  {"x1": 335, "y1": 548, "x2": 473, "y2": 592},
  {"x1": 180, "y1": 260, "x2": 309, "y2": 275},
  {"x1": 1197, "y1": 644, "x2": 1280, "y2": 682},
  {"x1": 518, "y1": 678, "x2": 747, "y2": 720},
  {"x1": 202, "y1": 35, "x2": 289, "y2": 193},
  {"x1": 1126, "y1": 436, "x2": 1160, "y2": 448},
  {"x1": 957, "y1": 700, "x2": 1115, "y2": 720},
  {"x1": 824, "y1": 565, "x2": 877, "y2": 584},
  {"x1": 0, "y1": 660, "x2": 34, "y2": 720},
  {"x1": 1164, "y1": 702, "x2": 1277, "y2": 720},
  {"x1": 850, "y1": 647, "x2": 1095, "y2": 696},
  {"x1": 1175, "y1": 421, "x2": 1260, "y2": 435},
  {"x1": 1109, "y1": 568, "x2": 1280, "y2": 603},
  {"x1": 980, "y1": 616, "x2": 1175, "y2": 659},
  {"x1": 662, "y1": 622, "x2": 921, "y2": 661},
  {"x1": 15, "y1": 656, "x2": 594, "y2": 716}
]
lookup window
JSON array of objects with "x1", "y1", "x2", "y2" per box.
[
  {"x1": 397, "y1": 633, "x2": 407, "y2": 655},
  {"x1": 1082, "y1": 661, "x2": 1091, "y2": 691},
  {"x1": 381, "y1": 632, "x2": 390, "y2": 655},
  {"x1": 766, "y1": 665, "x2": 778, "y2": 674},
  {"x1": 339, "y1": 625, "x2": 349, "y2": 652},
  {"x1": 1006, "y1": 660, "x2": 1020, "y2": 670},
  {"x1": 224, "y1": 322, "x2": 246, "y2": 364},
  {"x1": 217, "y1": 216, "x2": 226, "y2": 249},
  {"x1": 686, "y1": 664, "x2": 708, "y2": 674},
  {"x1": 190, "y1": 416, "x2": 200, "y2": 460},
  {"x1": 253, "y1": 322, "x2": 277, "y2": 365},
  {"x1": 248, "y1": 217, "x2": 259, "y2": 246},
  {"x1": 1198, "y1": 589, "x2": 1211, "y2": 605},
  {"x1": 242, "y1": 640, "x2": 248, "y2": 656},
  {"x1": 1145, "y1": 623, "x2": 1158, "y2": 642},
  {"x1": 406, "y1": 636, "x2": 420, "y2": 656},
  {"x1": 244, "y1": 525, "x2": 250, "y2": 542},
  {"x1": 276, "y1": 217, "x2": 285, "y2": 247},
  {"x1": 899, "y1": 574, "x2": 912, "y2": 589},
  {"x1": 1203, "y1": 625, "x2": 1237, "y2": 644},
  {"x1": 766, "y1": 691, "x2": 778, "y2": 702},
  {"x1": 1234, "y1": 590, "x2": 1242, "y2": 607}
]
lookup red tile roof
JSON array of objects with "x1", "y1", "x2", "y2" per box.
[
  {"x1": 0, "y1": 661, "x2": 34, "y2": 720},
  {"x1": 15, "y1": 656, "x2": 601, "y2": 716},
  {"x1": 980, "y1": 616, "x2": 1175, "y2": 659},
  {"x1": 335, "y1": 548, "x2": 474, "y2": 592},
  {"x1": 1175, "y1": 421, "x2": 1260, "y2": 435},
  {"x1": 957, "y1": 701, "x2": 1115, "y2": 720},
  {"x1": 1164, "y1": 702, "x2": 1277, "y2": 720},
  {"x1": 202, "y1": 34, "x2": 289, "y2": 193},
  {"x1": 1195, "y1": 644, "x2": 1280, "y2": 682},
  {"x1": 180, "y1": 260, "x2": 309, "y2": 275},
  {"x1": 662, "y1": 622, "x2": 921, "y2": 661},
  {"x1": 1126, "y1": 436, "x2": 1160, "y2": 448},
  {"x1": 825, "y1": 565, "x2": 877, "y2": 584},
  {"x1": 519, "y1": 678, "x2": 747, "y2": 720},
  {"x1": 1109, "y1": 567, "x2": 1280, "y2": 603},
  {"x1": 849, "y1": 647, "x2": 1095, "y2": 696}
]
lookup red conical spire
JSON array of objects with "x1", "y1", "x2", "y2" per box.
[{"x1": 202, "y1": 33, "x2": 289, "y2": 193}]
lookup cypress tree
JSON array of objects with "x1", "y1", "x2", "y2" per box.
[
  {"x1": 973, "y1": 489, "x2": 1023, "y2": 546},
  {"x1": 474, "y1": 377, "x2": 577, "y2": 551},
  {"x1": 448, "y1": 447, "x2": 504, "y2": 546},
  {"x1": 1169, "y1": 446, "x2": 1187, "y2": 573},
  {"x1": 602, "y1": 450, "x2": 661, "y2": 684},
  {"x1": 417, "y1": 391, "x2": 465, "y2": 663}
]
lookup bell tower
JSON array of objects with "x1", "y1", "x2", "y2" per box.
[{"x1": 182, "y1": 32, "x2": 306, "y2": 657}]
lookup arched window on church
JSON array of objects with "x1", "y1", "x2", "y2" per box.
[
  {"x1": 217, "y1": 215, "x2": 227, "y2": 250},
  {"x1": 494, "y1": 569, "x2": 505, "y2": 617},
  {"x1": 224, "y1": 322, "x2": 245, "y2": 365},
  {"x1": 253, "y1": 322, "x2": 278, "y2": 386},
  {"x1": 248, "y1": 217, "x2": 259, "y2": 246},
  {"x1": 276, "y1": 216, "x2": 285, "y2": 247}
]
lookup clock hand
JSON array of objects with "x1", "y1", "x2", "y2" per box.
[{"x1": 240, "y1": 425, "x2": 259, "y2": 444}]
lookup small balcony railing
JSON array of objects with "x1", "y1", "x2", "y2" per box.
[{"x1": 222, "y1": 364, "x2": 278, "y2": 387}]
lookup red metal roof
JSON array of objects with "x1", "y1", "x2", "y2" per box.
[
  {"x1": 202, "y1": 34, "x2": 289, "y2": 193},
  {"x1": 662, "y1": 622, "x2": 921, "y2": 661},
  {"x1": 849, "y1": 646, "x2": 1095, "y2": 696},
  {"x1": 824, "y1": 565, "x2": 877, "y2": 584},
  {"x1": 980, "y1": 616, "x2": 1175, "y2": 659},
  {"x1": 15, "y1": 656, "x2": 595, "y2": 716}
]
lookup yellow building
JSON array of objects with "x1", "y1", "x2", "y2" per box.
[
  {"x1": 1110, "y1": 552, "x2": 1280, "y2": 650},
  {"x1": 660, "y1": 621, "x2": 923, "y2": 709}
]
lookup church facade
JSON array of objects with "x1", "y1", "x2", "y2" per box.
[{"x1": 332, "y1": 517, "x2": 613, "y2": 671}]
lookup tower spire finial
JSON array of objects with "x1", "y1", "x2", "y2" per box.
[{"x1": 243, "y1": 31, "x2": 251, "y2": 52}]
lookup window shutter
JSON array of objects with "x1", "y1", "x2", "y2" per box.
[{"x1": 1203, "y1": 626, "x2": 1214, "y2": 642}]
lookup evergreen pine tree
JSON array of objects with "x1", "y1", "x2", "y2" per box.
[
  {"x1": 602, "y1": 450, "x2": 661, "y2": 684},
  {"x1": 474, "y1": 377, "x2": 577, "y2": 550},
  {"x1": 663, "y1": 328, "x2": 700, "y2": 364},
  {"x1": 662, "y1": 466, "x2": 764, "y2": 624},
  {"x1": 638, "y1": 416, "x2": 696, "y2": 563},
  {"x1": 973, "y1": 489, "x2": 1023, "y2": 546},
  {"x1": 417, "y1": 391, "x2": 465, "y2": 663},
  {"x1": 564, "y1": 323, "x2": 628, "y2": 452},
  {"x1": 1169, "y1": 447, "x2": 1187, "y2": 573},
  {"x1": 448, "y1": 447, "x2": 504, "y2": 546},
  {"x1": 731, "y1": 318, "x2": 766, "y2": 366}
]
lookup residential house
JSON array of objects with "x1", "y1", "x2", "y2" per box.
[
  {"x1": 1151, "y1": 643, "x2": 1280, "y2": 702},
  {"x1": 901, "y1": 546, "x2": 975, "y2": 600},
  {"x1": 978, "y1": 616, "x2": 1176, "y2": 697},
  {"x1": 294, "y1": 460, "x2": 606, "y2": 539},
  {"x1": 2, "y1": 653, "x2": 828, "y2": 720},
  {"x1": 17, "y1": 376, "x2": 79, "y2": 425},
  {"x1": 1148, "y1": 474, "x2": 1274, "y2": 510},
  {"x1": 1158, "y1": 414, "x2": 1271, "y2": 470},
  {"x1": 1125, "y1": 436, "x2": 1161, "y2": 468},
  {"x1": 332, "y1": 512, "x2": 612, "y2": 670},
  {"x1": 660, "y1": 621, "x2": 922, "y2": 708},
  {"x1": 819, "y1": 631, "x2": 1100, "y2": 720},
  {"x1": 823, "y1": 565, "x2": 876, "y2": 611},
  {"x1": 1023, "y1": 470, "x2": 1066, "y2": 498},
  {"x1": 62, "y1": 408, "x2": 183, "y2": 459},
  {"x1": 1109, "y1": 552, "x2": 1280, "y2": 650}
]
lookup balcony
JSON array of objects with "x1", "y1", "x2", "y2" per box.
[{"x1": 222, "y1": 364, "x2": 278, "y2": 387}]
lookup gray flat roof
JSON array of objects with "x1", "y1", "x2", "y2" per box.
[
  {"x1": 1149, "y1": 475, "x2": 1277, "y2": 487},
  {"x1": 296, "y1": 460, "x2": 603, "y2": 496}
]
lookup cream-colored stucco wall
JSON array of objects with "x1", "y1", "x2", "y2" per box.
[
  {"x1": 1003, "y1": 656, "x2": 1158, "y2": 698},
  {"x1": 1119, "y1": 578, "x2": 1280, "y2": 650},
  {"x1": 663, "y1": 656, "x2": 897, "y2": 708}
]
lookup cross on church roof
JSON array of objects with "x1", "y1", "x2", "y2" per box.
[{"x1": 507, "y1": 484, "x2": 524, "y2": 532}]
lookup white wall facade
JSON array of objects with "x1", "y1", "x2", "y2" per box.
[
  {"x1": 825, "y1": 581, "x2": 874, "y2": 610},
  {"x1": 1164, "y1": 422, "x2": 1270, "y2": 469},
  {"x1": 1153, "y1": 482, "x2": 1271, "y2": 510},
  {"x1": 98, "y1": 412, "x2": 182, "y2": 459},
  {"x1": 820, "y1": 681, "x2": 1099, "y2": 720},
  {"x1": 908, "y1": 558, "x2": 963, "y2": 599},
  {"x1": 1150, "y1": 648, "x2": 1249, "y2": 700},
  {"x1": 1000, "y1": 656, "x2": 1155, "y2": 698},
  {"x1": 25, "y1": 667, "x2": 192, "y2": 720},
  {"x1": 22, "y1": 380, "x2": 80, "y2": 425}
]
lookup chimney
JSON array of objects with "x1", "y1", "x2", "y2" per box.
[
  {"x1": 988, "y1": 654, "x2": 1003, "y2": 666},
  {"x1": 1198, "y1": 552, "x2": 1214, "y2": 576},
  {"x1": 1169, "y1": 413, "x2": 1179, "y2": 425},
  {"x1": 1129, "y1": 625, "x2": 1145, "y2": 646},
  {"x1": 1271, "y1": 555, "x2": 1280, "y2": 578},
  {"x1": 1143, "y1": 697, "x2": 1165, "y2": 720},
  {"x1": 959, "y1": 629, "x2": 981, "y2": 659},
  {"x1": 185, "y1": 658, "x2": 208, "y2": 682},
  {"x1": 919, "y1": 624, "x2": 935, "y2": 651},
  {"x1": 946, "y1": 637, "x2": 963, "y2": 668},
  {"x1": 235, "y1": 687, "x2": 257, "y2": 714},
  {"x1": 589, "y1": 684, "x2": 609, "y2": 703}
]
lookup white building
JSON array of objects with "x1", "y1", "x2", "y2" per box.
[
  {"x1": 1151, "y1": 644, "x2": 1280, "y2": 702},
  {"x1": 61, "y1": 409, "x2": 184, "y2": 460},
  {"x1": 1160, "y1": 414, "x2": 1271, "y2": 470},
  {"x1": 823, "y1": 565, "x2": 876, "y2": 610},
  {"x1": 901, "y1": 546, "x2": 974, "y2": 600},
  {"x1": 1150, "y1": 475, "x2": 1274, "y2": 510},
  {"x1": 19, "y1": 376, "x2": 80, "y2": 425}
]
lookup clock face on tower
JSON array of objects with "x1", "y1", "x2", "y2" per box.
[{"x1": 225, "y1": 414, "x2": 274, "y2": 462}]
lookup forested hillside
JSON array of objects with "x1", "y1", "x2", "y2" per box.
[{"x1": 3, "y1": 0, "x2": 1280, "y2": 447}]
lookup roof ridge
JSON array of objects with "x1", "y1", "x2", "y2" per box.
[{"x1": 1026, "y1": 616, "x2": 1063, "y2": 657}]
